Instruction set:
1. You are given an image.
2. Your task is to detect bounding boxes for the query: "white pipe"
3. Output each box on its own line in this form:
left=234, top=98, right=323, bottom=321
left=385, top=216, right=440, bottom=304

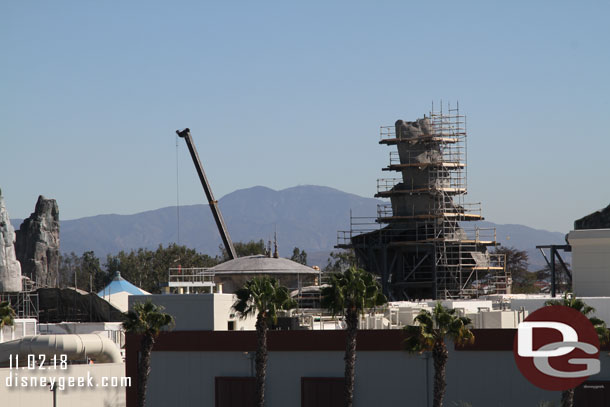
left=0, top=334, right=122, bottom=364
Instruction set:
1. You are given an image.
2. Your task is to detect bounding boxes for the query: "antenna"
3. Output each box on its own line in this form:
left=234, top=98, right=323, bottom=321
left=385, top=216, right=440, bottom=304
left=273, top=227, right=279, bottom=259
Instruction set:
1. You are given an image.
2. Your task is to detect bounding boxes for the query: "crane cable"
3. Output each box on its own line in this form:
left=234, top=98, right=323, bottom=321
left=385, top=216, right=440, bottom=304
left=176, top=134, right=180, bottom=246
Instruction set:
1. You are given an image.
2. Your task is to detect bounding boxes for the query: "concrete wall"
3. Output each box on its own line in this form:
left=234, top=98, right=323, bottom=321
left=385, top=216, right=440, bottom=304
left=568, top=229, right=610, bottom=297
left=0, top=319, right=37, bottom=343
left=0, top=363, right=126, bottom=406
left=129, top=294, right=256, bottom=331
left=467, top=310, right=527, bottom=329
left=144, top=345, right=566, bottom=407
left=127, top=328, right=610, bottom=407
left=511, top=296, right=610, bottom=327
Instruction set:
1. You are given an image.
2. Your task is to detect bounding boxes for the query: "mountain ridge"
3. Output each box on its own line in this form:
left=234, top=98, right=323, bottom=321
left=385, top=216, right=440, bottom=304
left=11, top=185, right=567, bottom=270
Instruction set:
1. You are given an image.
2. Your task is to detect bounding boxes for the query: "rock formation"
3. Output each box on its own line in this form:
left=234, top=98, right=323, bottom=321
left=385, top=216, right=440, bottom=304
left=0, top=189, right=22, bottom=292
left=15, top=195, right=60, bottom=287
left=575, top=204, right=610, bottom=230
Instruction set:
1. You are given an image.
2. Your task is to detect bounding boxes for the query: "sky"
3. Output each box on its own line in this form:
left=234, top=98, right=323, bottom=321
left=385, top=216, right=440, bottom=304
left=1, top=1, right=609, bottom=234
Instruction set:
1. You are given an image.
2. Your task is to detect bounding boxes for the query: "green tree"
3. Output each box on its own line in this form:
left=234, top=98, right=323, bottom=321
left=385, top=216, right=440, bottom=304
left=58, top=252, right=80, bottom=288
left=492, top=247, right=534, bottom=293
left=0, top=301, right=15, bottom=330
left=81, top=251, right=108, bottom=292
left=232, top=277, right=296, bottom=407
left=290, top=247, right=307, bottom=265
left=404, top=303, right=475, bottom=407
left=324, top=249, right=357, bottom=273
left=321, top=267, right=387, bottom=407
left=536, top=261, right=572, bottom=294
left=221, top=239, right=267, bottom=260
left=62, top=251, right=106, bottom=292
left=545, top=294, right=609, bottom=407
left=122, top=301, right=174, bottom=407
left=106, top=244, right=218, bottom=294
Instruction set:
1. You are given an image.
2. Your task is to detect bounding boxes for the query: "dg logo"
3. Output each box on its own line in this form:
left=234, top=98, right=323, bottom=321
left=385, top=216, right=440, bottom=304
left=514, top=305, right=601, bottom=391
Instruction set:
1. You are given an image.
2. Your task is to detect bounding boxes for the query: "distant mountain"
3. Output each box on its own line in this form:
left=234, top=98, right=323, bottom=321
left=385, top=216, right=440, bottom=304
left=10, top=185, right=568, bottom=270
left=467, top=221, right=569, bottom=270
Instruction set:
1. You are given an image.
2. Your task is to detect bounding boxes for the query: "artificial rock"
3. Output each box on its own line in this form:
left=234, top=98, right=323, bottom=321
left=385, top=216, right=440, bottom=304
left=0, top=189, right=22, bottom=292
left=16, top=195, right=60, bottom=287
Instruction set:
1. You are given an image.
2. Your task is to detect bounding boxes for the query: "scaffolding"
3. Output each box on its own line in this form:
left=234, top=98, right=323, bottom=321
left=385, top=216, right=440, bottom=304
left=0, top=277, right=39, bottom=319
left=337, top=104, right=508, bottom=300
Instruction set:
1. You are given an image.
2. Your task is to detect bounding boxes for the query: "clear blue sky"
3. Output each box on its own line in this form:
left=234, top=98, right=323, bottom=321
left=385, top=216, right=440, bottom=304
left=1, top=1, right=608, bottom=233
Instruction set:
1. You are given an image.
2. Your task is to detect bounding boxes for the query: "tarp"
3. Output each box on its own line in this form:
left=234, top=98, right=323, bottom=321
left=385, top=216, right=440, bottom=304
left=37, top=288, right=124, bottom=323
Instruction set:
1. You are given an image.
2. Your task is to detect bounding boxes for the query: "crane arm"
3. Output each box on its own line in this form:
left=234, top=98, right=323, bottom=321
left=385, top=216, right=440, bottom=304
left=176, top=128, right=237, bottom=260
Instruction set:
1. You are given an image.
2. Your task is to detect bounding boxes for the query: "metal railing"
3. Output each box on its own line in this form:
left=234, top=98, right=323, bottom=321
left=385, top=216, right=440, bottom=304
left=379, top=125, right=396, bottom=141
left=168, top=267, right=215, bottom=286
left=388, top=150, right=463, bottom=167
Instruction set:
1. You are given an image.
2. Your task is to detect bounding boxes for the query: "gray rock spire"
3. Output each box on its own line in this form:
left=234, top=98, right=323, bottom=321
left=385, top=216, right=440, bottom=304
left=0, top=189, right=22, bottom=292
left=15, top=195, right=60, bottom=287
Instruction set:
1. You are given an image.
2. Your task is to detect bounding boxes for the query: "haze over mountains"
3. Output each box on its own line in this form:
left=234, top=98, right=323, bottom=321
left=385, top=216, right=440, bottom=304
left=11, top=185, right=568, bottom=270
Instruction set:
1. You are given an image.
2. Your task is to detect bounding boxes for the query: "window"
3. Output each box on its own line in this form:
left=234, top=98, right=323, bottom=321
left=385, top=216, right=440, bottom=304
left=301, top=377, right=344, bottom=407
left=215, top=377, right=256, bottom=407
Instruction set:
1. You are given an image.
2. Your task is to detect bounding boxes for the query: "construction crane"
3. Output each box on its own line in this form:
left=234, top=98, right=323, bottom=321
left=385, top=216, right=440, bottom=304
left=176, top=128, right=237, bottom=260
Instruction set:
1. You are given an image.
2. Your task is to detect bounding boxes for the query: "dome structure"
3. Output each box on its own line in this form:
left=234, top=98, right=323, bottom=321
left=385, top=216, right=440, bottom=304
left=97, top=271, right=150, bottom=312
left=210, top=255, right=320, bottom=293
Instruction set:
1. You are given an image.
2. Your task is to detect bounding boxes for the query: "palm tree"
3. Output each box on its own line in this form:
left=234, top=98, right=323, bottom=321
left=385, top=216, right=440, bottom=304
left=232, top=276, right=296, bottom=407
left=404, top=302, right=474, bottom=407
left=321, top=267, right=387, bottom=407
left=545, top=293, right=609, bottom=407
left=0, top=301, right=15, bottom=333
left=122, top=300, right=174, bottom=407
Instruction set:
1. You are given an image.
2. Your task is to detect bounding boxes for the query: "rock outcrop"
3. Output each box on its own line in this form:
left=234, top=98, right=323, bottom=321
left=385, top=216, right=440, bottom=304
left=575, top=204, right=610, bottom=230
left=0, top=189, right=22, bottom=292
left=15, top=196, right=60, bottom=287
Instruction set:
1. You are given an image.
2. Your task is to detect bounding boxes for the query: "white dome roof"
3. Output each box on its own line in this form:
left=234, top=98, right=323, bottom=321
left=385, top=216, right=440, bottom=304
left=210, top=255, right=319, bottom=275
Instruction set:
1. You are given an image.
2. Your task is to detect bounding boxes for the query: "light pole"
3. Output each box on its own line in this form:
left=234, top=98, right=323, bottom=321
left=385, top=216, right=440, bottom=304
left=50, top=382, right=57, bottom=407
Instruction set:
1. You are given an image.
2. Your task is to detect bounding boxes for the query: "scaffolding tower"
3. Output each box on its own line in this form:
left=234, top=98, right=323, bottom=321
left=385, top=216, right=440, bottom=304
left=337, top=104, right=509, bottom=300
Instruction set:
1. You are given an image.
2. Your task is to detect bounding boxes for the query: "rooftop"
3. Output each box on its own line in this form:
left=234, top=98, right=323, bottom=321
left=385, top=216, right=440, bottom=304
left=210, top=255, right=320, bottom=275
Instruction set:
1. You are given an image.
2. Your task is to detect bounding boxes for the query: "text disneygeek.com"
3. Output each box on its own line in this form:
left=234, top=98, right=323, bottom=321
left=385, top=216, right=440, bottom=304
left=4, top=354, right=130, bottom=391
left=5, top=372, right=131, bottom=390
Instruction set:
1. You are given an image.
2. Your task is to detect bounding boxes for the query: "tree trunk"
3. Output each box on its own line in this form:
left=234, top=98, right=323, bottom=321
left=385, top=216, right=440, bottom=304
left=344, top=309, right=358, bottom=407
left=432, top=340, right=448, bottom=407
left=561, top=389, right=574, bottom=407
left=255, top=314, right=268, bottom=407
left=138, top=333, right=155, bottom=407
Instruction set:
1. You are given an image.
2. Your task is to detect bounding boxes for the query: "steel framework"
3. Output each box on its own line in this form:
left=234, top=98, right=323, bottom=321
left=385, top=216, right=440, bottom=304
left=337, top=104, right=508, bottom=300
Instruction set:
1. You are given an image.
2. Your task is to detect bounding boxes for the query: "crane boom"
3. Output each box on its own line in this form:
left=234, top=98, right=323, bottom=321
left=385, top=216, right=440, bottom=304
left=176, top=128, right=237, bottom=260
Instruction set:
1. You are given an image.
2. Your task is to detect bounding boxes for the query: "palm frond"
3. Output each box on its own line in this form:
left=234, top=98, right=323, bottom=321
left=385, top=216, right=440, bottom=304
left=122, top=300, right=174, bottom=336
left=404, top=303, right=475, bottom=352
left=545, top=293, right=609, bottom=345
left=320, top=267, right=387, bottom=317
left=232, top=276, right=295, bottom=324
left=0, top=301, right=15, bottom=329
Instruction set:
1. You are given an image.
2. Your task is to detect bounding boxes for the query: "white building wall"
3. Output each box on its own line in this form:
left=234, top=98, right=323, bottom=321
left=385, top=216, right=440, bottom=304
left=129, top=293, right=256, bottom=331
left=0, top=319, right=37, bottom=343
left=0, top=363, right=126, bottom=406
left=568, top=229, right=610, bottom=297
left=510, top=297, right=610, bottom=327
left=145, top=345, right=570, bottom=407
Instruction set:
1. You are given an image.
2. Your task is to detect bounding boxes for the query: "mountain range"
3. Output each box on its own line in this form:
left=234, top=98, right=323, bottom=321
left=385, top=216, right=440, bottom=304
left=11, top=185, right=568, bottom=270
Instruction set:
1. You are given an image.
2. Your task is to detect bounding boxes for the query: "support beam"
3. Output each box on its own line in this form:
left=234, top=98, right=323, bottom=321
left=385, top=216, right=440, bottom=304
left=177, top=129, right=237, bottom=260
left=550, top=246, right=556, bottom=298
